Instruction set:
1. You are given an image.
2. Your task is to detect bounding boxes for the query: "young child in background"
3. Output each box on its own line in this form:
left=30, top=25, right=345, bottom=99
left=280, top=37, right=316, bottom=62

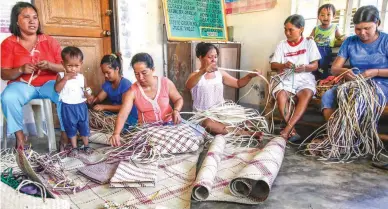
left=310, top=3, right=345, bottom=80
left=55, top=46, right=92, bottom=156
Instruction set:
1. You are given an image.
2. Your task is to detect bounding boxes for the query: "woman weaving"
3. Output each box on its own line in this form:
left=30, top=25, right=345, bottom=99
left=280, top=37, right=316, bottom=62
left=185, top=42, right=261, bottom=137
left=320, top=6, right=388, bottom=169
left=109, top=53, right=183, bottom=147
left=321, top=5, right=388, bottom=120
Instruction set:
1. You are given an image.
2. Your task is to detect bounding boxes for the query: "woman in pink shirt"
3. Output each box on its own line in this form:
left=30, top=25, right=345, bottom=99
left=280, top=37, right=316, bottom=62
left=109, top=53, right=183, bottom=146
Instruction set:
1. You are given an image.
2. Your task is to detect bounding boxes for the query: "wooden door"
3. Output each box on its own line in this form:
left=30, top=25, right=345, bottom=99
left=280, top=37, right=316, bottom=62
left=34, top=0, right=112, bottom=127
left=167, top=42, right=193, bottom=118
left=35, top=0, right=112, bottom=95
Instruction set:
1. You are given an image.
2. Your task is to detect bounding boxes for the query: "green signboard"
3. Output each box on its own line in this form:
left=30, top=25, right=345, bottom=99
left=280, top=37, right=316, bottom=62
left=162, top=0, right=228, bottom=41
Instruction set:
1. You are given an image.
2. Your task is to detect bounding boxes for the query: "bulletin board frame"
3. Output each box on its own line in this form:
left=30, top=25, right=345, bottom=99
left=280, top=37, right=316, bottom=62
left=162, top=0, right=228, bottom=41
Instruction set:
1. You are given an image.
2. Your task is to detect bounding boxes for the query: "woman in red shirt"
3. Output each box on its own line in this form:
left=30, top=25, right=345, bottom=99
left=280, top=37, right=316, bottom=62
left=1, top=2, right=66, bottom=149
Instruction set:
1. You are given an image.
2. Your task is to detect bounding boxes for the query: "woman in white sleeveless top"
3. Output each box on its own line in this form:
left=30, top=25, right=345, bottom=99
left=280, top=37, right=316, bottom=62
left=186, top=42, right=259, bottom=136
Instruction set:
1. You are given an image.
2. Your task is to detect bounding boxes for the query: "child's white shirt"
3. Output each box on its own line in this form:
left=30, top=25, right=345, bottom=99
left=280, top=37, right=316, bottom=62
left=58, top=72, right=86, bottom=104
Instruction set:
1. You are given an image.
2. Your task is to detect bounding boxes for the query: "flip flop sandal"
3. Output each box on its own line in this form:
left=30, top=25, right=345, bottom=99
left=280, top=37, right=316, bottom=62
left=82, top=146, right=93, bottom=155
left=372, top=162, right=388, bottom=170
left=68, top=148, right=79, bottom=158
left=288, top=130, right=301, bottom=143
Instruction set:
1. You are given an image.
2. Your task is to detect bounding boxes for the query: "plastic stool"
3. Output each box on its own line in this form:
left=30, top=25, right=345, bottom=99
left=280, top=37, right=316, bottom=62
left=1, top=99, right=57, bottom=152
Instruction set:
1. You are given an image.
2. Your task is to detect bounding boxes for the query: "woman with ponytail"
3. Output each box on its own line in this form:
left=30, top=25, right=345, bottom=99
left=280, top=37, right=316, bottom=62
left=89, top=52, right=138, bottom=125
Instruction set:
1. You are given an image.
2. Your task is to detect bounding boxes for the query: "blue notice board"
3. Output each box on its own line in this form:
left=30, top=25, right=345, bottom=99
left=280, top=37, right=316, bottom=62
left=162, top=0, right=228, bottom=41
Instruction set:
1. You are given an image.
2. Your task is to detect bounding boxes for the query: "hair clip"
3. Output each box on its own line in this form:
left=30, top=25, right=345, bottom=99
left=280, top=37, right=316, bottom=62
left=110, top=54, right=117, bottom=59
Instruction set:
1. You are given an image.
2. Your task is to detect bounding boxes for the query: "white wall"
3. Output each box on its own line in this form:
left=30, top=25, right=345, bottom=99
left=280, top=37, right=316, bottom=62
left=1, top=0, right=41, bottom=138
left=226, top=1, right=292, bottom=105
left=117, top=0, right=165, bottom=83
left=117, top=0, right=292, bottom=107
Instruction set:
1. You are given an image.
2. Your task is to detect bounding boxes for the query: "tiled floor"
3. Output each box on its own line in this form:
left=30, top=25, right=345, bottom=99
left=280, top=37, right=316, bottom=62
left=2, top=113, right=388, bottom=209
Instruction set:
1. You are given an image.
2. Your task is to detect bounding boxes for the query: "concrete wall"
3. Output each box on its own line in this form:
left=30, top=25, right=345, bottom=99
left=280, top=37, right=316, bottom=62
left=117, top=0, right=165, bottom=82
left=226, top=1, right=292, bottom=105
left=117, top=1, right=292, bottom=107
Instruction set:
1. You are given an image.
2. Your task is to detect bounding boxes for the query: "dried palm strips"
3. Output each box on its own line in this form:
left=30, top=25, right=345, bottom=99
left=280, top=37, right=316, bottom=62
left=303, top=75, right=386, bottom=162
left=184, top=101, right=271, bottom=147
left=88, top=110, right=141, bottom=142
left=18, top=150, right=85, bottom=193
left=89, top=110, right=117, bottom=133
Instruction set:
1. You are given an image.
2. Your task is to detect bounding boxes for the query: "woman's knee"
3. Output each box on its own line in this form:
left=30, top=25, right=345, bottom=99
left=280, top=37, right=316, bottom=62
left=1, top=89, right=23, bottom=106
left=321, top=87, right=337, bottom=110
left=275, top=90, right=289, bottom=103
left=297, top=89, right=314, bottom=99
left=41, top=81, right=60, bottom=103
left=201, top=119, right=213, bottom=129
left=201, top=119, right=226, bottom=134
left=376, top=83, right=388, bottom=104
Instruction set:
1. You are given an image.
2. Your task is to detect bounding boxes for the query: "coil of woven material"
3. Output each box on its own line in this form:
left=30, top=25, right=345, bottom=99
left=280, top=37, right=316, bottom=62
left=192, top=136, right=286, bottom=204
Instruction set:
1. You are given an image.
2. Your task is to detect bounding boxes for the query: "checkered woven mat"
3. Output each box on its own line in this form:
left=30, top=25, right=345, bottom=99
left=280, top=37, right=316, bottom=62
left=36, top=147, right=200, bottom=209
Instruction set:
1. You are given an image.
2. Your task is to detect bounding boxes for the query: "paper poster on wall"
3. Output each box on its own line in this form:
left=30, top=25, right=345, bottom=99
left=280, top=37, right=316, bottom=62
left=162, top=0, right=228, bottom=41
left=0, top=1, right=15, bottom=33
left=225, top=0, right=277, bottom=14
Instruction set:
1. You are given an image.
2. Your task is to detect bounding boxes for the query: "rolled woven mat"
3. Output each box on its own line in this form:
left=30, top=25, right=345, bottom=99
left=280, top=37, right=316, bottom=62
left=192, top=135, right=226, bottom=201
left=229, top=137, right=286, bottom=201
left=192, top=136, right=286, bottom=204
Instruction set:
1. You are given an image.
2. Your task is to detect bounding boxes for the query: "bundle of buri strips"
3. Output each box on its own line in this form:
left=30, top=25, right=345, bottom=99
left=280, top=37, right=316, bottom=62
left=303, top=75, right=386, bottom=162
left=186, top=101, right=271, bottom=147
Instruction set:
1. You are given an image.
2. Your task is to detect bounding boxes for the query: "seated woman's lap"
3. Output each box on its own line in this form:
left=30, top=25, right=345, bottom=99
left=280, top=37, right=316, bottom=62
left=377, top=82, right=388, bottom=105
left=274, top=88, right=315, bottom=103
left=272, top=82, right=316, bottom=99
left=321, top=82, right=388, bottom=111
left=103, top=111, right=137, bottom=129
left=1, top=80, right=64, bottom=134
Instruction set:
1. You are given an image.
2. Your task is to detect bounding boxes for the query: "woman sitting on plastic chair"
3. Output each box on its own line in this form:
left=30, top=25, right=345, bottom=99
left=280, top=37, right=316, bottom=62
left=1, top=2, right=66, bottom=149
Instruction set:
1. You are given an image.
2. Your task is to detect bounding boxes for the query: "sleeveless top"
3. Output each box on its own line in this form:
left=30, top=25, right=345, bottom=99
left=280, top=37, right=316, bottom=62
left=58, top=72, right=86, bottom=104
left=191, top=70, right=224, bottom=111
left=132, top=77, right=172, bottom=124
left=314, top=24, right=337, bottom=47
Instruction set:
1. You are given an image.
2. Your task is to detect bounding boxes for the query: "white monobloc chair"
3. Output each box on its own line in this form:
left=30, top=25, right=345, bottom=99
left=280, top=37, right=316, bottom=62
left=1, top=99, right=57, bottom=152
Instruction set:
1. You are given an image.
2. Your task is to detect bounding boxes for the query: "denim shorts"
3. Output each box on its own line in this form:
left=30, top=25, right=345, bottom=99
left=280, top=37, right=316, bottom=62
left=321, top=81, right=388, bottom=110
